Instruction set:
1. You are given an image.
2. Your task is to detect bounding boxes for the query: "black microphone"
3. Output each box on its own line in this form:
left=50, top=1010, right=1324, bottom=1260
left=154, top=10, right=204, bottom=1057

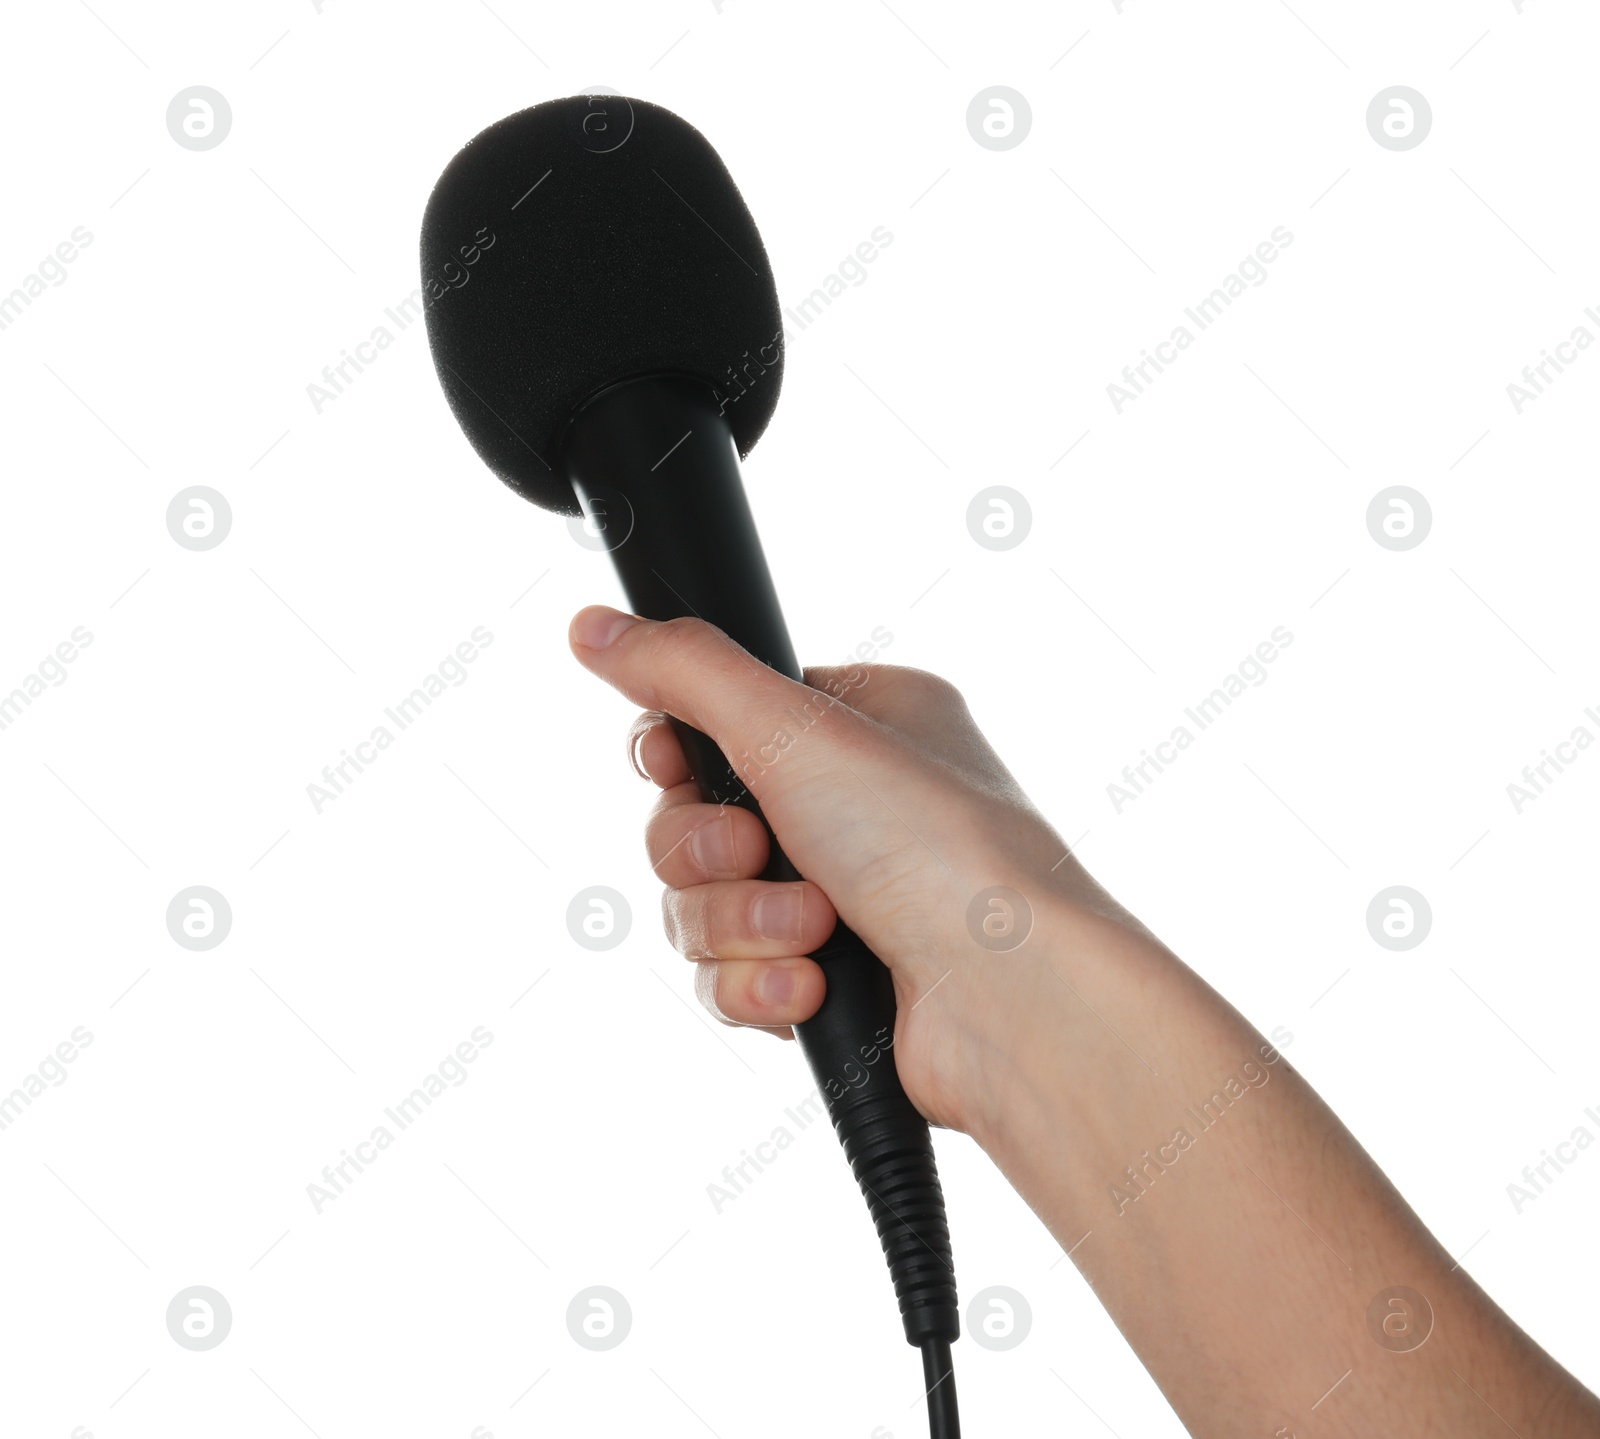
left=420, top=94, right=961, bottom=1435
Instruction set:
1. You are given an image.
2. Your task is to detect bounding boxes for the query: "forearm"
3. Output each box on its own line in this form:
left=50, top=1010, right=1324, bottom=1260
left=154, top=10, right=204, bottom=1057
left=969, top=897, right=1598, bottom=1437
left=567, top=612, right=1595, bottom=1434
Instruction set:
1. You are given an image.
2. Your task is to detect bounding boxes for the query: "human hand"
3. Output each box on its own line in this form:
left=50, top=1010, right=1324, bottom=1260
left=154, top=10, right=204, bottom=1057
left=570, top=606, right=1600, bottom=1439
left=568, top=604, right=1150, bottom=1138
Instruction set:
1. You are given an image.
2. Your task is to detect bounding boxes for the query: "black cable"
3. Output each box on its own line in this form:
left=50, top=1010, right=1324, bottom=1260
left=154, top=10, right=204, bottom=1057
left=921, top=1336, right=961, bottom=1439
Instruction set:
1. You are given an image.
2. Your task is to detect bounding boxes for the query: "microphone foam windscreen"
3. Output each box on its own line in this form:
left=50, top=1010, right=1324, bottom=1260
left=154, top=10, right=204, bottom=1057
left=420, top=94, right=784, bottom=515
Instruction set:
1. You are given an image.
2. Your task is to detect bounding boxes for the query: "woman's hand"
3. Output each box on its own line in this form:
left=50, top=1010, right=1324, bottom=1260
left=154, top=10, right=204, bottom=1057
left=569, top=603, right=1600, bottom=1439
left=568, top=603, right=1144, bottom=1140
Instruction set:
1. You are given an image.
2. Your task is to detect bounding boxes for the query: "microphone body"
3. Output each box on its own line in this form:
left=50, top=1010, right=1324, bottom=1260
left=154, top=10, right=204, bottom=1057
left=561, top=373, right=959, bottom=1347
left=422, top=96, right=964, bottom=1424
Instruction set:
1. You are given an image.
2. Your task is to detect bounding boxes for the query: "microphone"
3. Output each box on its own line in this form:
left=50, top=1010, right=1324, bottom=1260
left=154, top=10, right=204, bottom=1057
left=420, top=94, right=961, bottom=1434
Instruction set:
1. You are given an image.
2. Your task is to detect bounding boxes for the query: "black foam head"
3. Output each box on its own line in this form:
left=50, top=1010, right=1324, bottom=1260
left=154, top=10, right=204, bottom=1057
left=420, top=94, right=784, bottom=516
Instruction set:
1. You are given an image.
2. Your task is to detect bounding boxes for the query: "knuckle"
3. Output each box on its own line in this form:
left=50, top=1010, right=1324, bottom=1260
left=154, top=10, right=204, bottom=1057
left=693, top=961, right=728, bottom=1022
left=628, top=711, right=663, bottom=777
left=660, top=888, right=693, bottom=954
left=627, top=708, right=666, bottom=746
left=886, top=664, right=965, bottom=706
left=801, top=663, right=967, bottom=728
left=661, top=885, right=722, bottom=959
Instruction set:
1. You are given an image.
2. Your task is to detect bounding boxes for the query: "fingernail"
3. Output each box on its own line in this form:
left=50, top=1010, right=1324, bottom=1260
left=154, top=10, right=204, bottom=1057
left=572, top=606, right=640, bottom=650
left=628, top=727, right=652, bottom=781
left=688, top=816, right=738, bottom=875
left=757, top=965, right=798, bottom=1008
left=753, top=887, right=804, bottom=943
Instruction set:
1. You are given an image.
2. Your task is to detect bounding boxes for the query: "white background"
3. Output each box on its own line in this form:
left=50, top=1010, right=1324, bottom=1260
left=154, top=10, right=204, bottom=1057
left=2, top=1, right=1597, bottom=1435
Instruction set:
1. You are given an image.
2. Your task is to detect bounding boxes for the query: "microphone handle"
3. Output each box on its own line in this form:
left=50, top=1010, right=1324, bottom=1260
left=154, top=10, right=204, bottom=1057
left=561, top=373, right=958, bottom=1347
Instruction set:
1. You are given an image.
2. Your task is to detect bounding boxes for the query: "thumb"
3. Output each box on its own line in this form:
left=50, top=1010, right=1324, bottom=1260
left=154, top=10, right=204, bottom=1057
left=567, top=606, right=862, bottom=800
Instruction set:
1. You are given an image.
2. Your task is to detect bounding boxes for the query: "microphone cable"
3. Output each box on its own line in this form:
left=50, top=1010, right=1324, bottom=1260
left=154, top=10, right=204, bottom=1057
left=809, top=978, right=961, bottom=1437
left=922, top=1336, right=961, bottom=1438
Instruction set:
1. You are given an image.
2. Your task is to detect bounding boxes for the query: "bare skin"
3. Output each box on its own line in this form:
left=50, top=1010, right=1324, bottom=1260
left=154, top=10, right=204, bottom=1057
left=570, top=604, right=1599, bottom=1439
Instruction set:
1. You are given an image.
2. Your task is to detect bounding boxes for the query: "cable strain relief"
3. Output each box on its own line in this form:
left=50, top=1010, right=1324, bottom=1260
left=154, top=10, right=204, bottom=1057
left=828, top=1087, right=960, bottom=1345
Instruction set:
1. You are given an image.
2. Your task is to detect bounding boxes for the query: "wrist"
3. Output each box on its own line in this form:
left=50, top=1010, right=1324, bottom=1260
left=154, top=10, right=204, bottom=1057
left=956, top=889, right=1171, bottom=1156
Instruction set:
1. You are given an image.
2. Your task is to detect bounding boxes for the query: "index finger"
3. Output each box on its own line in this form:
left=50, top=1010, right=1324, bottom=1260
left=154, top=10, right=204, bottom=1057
left=627, top=710, right=691, bottom=789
